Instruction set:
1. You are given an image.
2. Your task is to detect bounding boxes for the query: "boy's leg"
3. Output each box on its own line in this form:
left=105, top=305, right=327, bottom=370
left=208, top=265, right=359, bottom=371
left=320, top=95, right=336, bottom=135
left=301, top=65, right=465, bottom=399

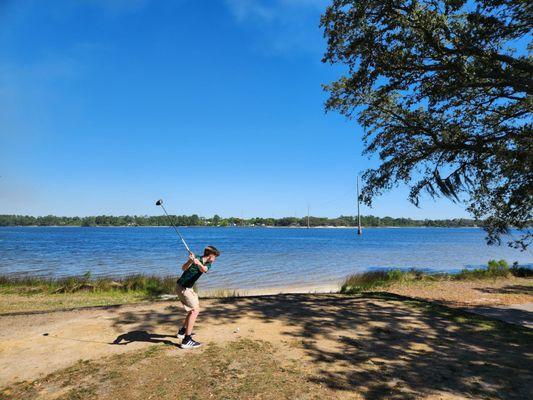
left=183, top=288, right=200, bottom=335
left=185, top=308, right=200, bottom=336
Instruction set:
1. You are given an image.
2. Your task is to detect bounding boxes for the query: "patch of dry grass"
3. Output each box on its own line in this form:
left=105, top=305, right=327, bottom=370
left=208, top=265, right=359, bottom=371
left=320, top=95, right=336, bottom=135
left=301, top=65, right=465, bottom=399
left=200, top=288, right=248, bottom=298
left=0, top=292, right=147, bottom=314
left=0, top=339, right=334, bottom=400
left=341, top=260, right=532, bottom=294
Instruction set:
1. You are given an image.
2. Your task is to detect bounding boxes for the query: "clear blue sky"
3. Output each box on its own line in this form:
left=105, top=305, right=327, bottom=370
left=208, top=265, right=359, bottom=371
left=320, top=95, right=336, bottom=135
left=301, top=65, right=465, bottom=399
left=0, top=0, right=469, bottom=219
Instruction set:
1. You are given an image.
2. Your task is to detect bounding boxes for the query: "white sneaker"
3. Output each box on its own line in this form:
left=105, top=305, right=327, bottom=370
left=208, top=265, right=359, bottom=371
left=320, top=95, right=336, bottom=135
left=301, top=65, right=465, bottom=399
left=177, top=329, right=195, bottom=340
left=181, top=338, right=201, bottom=349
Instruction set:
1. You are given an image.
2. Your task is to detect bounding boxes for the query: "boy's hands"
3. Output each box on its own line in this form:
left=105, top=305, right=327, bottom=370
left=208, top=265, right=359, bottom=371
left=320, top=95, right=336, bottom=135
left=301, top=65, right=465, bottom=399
left=188, top=253, right=203, bottom=267
left=188, top=253, right=208, bottom=273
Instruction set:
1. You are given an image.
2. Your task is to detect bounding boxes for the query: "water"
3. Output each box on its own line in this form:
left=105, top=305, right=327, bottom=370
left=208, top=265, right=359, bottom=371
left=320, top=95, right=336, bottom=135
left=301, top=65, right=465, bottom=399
left=0, top=227, right=531, bottom=290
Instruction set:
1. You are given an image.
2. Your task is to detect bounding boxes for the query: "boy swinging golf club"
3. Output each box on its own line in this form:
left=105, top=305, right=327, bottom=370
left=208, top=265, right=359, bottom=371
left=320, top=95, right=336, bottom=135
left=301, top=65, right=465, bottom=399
left=155, top=199, right=220, bottom=349
left=176, top=246, right=220, bottom=348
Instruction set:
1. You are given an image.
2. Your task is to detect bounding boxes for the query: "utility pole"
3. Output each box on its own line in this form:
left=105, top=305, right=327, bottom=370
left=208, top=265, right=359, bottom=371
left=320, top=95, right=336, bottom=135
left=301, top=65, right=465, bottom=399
left=357, top=175, right=362, bottom=235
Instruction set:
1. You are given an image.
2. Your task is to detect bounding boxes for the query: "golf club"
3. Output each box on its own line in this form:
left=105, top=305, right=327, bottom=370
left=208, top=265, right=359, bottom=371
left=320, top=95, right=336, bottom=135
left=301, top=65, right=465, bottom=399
left=155, top=199, right=192, bottom=255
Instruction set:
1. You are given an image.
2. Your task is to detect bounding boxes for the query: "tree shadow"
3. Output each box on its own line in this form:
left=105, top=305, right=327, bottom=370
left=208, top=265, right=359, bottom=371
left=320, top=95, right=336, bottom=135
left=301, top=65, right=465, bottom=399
left=111, top=330, right=179, bottom=347
left=463, top=305, right=532, bottom=329
left=111, top=293, right=533, bottom=399
left=475, top=285, right=533, bottom=295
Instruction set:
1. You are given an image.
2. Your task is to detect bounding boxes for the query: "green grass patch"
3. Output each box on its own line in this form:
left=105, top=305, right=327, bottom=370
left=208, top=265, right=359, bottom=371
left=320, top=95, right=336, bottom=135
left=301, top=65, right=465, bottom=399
left=0, top=274, right=251, bottom=313
left=0, top=272, right=179, bottom=296
left=0, top=273, right=184, bottom=314
left=340, top=260, right=531, bottom=294
left=455, top=259, right=511, bottom=280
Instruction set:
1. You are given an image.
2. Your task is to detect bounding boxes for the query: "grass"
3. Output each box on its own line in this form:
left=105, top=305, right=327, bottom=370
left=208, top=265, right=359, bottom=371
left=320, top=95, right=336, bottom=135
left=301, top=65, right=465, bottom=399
left=201, top=288, right=248, bottom=298
left=0, top=272, right=179, bottom=296
left=0, top=272, right=251, bottom=314
left=2, top=258, right=531, bottom=313
left=0, top=339, right=332, bottom=400
left=341, top=259, right=532, bottom=294
left=0, top=273, right=181, bottom=314
left=0, top=291, right=148, bottom=314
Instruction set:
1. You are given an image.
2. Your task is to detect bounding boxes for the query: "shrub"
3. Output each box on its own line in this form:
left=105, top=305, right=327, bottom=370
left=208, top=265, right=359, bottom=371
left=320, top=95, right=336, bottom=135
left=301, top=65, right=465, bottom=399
left=340, top=269, right=409, bottom=294
left=456, top=259, right=510, bottom=280
left=487, top=259, right=510, bottom=278
left=510, top=262, right=533, bottom=278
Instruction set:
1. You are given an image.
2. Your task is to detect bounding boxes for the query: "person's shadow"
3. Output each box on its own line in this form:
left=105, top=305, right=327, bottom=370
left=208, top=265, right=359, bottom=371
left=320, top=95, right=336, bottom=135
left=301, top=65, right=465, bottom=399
left=111, top=330, right=179, bottom=347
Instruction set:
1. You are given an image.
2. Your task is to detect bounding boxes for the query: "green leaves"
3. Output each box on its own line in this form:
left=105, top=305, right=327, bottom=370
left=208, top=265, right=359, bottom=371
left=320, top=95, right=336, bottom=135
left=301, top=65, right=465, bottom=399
left=321, top=0, right=532, bottom=249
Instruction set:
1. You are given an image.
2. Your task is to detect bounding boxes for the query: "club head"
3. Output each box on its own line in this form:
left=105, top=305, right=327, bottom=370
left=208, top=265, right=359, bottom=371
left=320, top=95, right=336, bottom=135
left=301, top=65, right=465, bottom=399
left=155, top=199, right=163, bottom=206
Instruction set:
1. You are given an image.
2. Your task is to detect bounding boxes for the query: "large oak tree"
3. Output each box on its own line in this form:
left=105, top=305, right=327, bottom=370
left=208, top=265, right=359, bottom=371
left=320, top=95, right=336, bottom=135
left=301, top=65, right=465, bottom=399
left=321, top=0, right=532, bottom=249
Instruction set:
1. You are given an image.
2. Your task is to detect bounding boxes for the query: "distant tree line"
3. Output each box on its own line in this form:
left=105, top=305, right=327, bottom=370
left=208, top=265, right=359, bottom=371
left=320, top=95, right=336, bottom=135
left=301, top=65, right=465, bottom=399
left=0, top=214, right=480, bottom=228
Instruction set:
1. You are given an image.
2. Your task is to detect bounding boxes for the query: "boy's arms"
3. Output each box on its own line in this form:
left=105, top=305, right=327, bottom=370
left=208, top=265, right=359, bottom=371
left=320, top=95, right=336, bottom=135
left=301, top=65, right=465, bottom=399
left=181, top=258, right=193, bottom=271
left=182, top=254, right=208, bottom=273
left=191, top=255, right=208, bottom=273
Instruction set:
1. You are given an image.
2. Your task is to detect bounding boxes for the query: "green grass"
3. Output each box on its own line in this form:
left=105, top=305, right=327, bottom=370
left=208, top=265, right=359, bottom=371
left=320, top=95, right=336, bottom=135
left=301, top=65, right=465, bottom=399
left=0, top=273, right=251, bottom=314
left=0, top=273, right=179, bottom=296
left=455, top=259, right=512, bottom=280
left=0, top=273, right=182, bottom=314
left=340, top=260, right=532, bottom=294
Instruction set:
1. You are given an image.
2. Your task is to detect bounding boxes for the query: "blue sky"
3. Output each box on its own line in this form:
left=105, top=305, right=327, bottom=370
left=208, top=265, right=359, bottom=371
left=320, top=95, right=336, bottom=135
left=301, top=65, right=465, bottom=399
left=0, top=0, right=470, bottom=219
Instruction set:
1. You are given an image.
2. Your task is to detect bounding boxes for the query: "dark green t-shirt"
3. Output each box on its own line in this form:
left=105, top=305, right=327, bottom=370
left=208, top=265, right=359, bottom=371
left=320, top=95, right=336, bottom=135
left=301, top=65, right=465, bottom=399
left=177, top=255, right=212, bottom=288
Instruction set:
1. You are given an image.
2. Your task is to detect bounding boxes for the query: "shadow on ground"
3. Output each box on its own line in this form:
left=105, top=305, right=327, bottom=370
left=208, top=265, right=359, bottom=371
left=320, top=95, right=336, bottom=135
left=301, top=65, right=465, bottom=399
left=464, top=305, right=533, bottom=329
left=111, top=293, right=533, bottom=399
left=111, top=330, right=179, bottom=347
left=475, top=285, right=533, bottom=295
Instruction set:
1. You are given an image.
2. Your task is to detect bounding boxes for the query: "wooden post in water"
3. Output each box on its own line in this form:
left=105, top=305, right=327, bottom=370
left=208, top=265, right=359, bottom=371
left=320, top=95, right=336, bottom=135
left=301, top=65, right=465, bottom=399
left=357, top=175, right=362, bottom=235
left=307, top=204, right=310, bottom=229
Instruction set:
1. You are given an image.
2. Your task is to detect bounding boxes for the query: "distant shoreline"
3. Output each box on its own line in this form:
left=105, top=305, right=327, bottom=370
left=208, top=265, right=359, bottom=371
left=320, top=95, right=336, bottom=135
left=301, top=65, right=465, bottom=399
left=0, top=225, right=482, bottom=229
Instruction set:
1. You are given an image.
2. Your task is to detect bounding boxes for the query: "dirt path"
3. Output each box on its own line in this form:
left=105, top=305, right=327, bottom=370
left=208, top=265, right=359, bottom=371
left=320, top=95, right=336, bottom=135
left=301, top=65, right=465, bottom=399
left=387, top=277, right=533, bottom=328
left=0, top=297, right=298, bottom=386
left=388, top=277, right=533, bottom=307
left=466, top=302, right=533, bottom=329
left=1, top=293, right=532, bottom=399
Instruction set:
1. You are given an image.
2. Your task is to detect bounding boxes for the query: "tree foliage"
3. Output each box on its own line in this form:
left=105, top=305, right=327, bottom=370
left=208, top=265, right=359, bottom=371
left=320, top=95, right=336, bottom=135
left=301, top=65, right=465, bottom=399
left=0, top=214, right=478, bottom=228
left=321, top=0, right=532, bottom=249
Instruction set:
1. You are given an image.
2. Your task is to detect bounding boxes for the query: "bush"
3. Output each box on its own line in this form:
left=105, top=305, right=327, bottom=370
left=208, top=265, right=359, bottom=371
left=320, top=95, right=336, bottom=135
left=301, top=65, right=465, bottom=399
left=487, top=259, right=510, bottom=277
left=340, top=269, right=414, bottom=294
left=341, top=259, right=526, bottom=294
left=510, top=262, right=533, bottom=278
left=456, top=259, right=510, bottom=280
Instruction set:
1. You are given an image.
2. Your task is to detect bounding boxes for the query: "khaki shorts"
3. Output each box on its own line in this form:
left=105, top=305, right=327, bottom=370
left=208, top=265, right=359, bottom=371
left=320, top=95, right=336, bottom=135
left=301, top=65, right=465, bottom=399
left=177, top=284, right=199, bottom=312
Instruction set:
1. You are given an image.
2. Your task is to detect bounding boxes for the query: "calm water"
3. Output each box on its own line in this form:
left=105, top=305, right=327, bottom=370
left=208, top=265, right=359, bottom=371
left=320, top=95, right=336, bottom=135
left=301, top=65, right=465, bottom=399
left=0, top=227, right=531, bottom=290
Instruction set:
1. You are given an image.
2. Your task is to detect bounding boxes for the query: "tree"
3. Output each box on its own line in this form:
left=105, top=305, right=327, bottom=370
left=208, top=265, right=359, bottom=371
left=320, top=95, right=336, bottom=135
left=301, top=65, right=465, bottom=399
left=321, top=0, right=532, bottom=249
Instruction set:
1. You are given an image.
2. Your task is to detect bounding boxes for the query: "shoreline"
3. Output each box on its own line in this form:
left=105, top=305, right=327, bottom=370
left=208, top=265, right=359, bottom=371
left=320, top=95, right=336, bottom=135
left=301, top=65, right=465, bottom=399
left=1, top=225, right=482, bottom=229
left=198, top=283, right=341, bottom=297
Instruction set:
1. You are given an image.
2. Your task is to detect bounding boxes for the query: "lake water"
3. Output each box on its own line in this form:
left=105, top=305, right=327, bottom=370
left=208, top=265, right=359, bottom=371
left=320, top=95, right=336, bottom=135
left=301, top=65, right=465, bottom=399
left=0, top=227, right=531, bottom=290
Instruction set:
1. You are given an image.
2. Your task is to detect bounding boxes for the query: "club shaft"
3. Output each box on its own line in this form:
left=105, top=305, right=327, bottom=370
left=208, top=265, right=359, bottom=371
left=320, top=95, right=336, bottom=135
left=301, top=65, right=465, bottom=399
left=158, top=204, right=192, bottom=254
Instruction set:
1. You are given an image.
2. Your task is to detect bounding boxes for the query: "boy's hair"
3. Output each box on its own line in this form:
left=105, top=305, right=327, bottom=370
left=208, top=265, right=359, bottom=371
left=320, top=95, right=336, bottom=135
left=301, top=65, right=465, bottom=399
left=203, top=245, right=220, bottom=257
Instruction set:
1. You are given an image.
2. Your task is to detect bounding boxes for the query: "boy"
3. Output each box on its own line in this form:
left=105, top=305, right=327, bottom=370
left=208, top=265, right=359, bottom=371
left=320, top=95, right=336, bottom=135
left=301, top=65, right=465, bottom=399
left=176, top=245, right=220, bottom=348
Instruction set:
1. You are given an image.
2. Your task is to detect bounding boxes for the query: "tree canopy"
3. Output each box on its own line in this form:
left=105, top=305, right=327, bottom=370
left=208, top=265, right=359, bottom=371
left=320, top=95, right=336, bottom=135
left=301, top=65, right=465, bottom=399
left=0, top=214, right=478, bottom=228
left=321, top=0, right=532, bottom=249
